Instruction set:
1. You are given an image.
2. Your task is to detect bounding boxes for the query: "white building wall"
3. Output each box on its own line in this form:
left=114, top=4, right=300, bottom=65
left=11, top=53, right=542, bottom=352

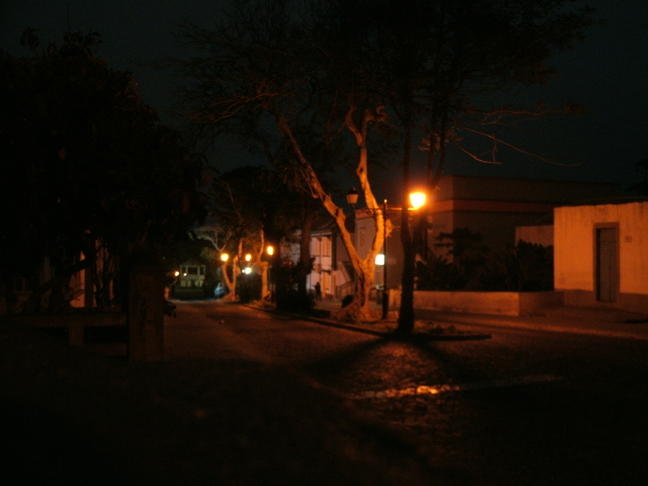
left=554, top=202, right=648, bottom=308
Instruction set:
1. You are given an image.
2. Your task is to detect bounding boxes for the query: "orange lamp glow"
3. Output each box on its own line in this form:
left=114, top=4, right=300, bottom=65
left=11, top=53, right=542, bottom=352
left=266, top=245, right=275, bottom=256
left=220, top=253, right=230, bottom=263
left=244, top=253, right=252, bottom=262
left=408, top=191, right=427, bottom=210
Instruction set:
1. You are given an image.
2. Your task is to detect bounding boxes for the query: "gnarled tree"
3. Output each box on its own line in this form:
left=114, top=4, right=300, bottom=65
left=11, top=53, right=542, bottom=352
left=178, top=0, right=593, bottom=328
left=178, top=1, right=393, bottom=321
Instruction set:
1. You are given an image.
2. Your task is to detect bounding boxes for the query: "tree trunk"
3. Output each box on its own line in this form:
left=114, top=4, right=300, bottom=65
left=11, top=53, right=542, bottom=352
left=398, top=214, right=415, bottom=334
left=220, top=258, right=238, bottom=301
left=259, top=261, right=270, bottom=300
left=254, top=229, right=271, bottom=301
left=331, top=258, right=376, bottom=322
left=128, top=264, right=164, bottom=361
left=275, top=111, right=389, bottom=323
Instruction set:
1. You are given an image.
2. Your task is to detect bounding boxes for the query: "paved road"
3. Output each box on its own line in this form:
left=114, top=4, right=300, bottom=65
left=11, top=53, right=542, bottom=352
left=167, top=302, right=648, bottom=485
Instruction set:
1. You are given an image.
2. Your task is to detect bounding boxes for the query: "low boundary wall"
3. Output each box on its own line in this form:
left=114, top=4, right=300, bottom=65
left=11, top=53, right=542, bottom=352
left=389, top=290, right=563, bottom=316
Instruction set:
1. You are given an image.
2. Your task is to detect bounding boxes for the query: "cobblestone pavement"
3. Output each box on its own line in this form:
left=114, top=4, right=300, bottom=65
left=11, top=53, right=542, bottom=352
left=167, top=302, right=648, bottom=485
left=4, top=301, right=648, bottom=484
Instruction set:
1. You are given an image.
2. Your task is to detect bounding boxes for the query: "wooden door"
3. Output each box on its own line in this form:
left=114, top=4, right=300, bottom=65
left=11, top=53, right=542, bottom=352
left=596, top=227, right=618, bottom=302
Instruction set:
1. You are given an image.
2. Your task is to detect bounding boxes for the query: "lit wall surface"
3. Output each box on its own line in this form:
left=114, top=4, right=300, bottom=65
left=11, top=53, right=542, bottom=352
left=554, top=202, right=648, bottom=297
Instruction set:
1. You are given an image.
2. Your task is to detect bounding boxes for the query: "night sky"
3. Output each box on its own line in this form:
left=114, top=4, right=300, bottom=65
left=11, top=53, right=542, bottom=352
left=2, top=0, right=647, bottom=186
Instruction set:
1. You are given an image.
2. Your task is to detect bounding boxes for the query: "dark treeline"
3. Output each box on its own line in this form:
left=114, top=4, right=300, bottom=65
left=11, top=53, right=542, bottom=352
left=0, top=31, right=206, bottom=313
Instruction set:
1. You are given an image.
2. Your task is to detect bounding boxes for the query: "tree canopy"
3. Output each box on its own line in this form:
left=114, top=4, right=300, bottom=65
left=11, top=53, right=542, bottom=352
left=178, top=0, right=593, bottom=327
left=0, top=31, right=206, bottom=309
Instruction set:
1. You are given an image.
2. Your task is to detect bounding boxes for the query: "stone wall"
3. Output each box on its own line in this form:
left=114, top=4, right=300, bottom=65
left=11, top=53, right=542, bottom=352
left=389, top=289, right=563, bottom=316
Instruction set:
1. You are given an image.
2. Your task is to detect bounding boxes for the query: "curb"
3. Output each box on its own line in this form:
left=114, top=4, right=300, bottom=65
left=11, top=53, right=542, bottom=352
left=424, top=313, right=648, bottom=342
left=245, top=305, right=491, bottom=341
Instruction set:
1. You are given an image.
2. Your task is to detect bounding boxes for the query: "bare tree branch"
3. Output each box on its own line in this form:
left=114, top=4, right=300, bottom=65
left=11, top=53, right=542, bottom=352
left=462, top=126, right=581, bottom=167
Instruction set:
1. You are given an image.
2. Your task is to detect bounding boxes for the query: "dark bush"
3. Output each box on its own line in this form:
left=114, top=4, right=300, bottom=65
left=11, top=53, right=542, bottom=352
left=276, top=288, right=314, bottom=313
left=237, top=273, right=261, bottom=303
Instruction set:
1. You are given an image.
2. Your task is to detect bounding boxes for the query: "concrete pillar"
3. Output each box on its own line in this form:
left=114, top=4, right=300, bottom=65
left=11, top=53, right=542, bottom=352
left=128, top=265, right=164, bottom=361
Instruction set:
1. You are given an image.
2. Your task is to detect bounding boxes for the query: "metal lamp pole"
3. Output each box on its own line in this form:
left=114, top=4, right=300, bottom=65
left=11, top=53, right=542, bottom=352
left=382, top=198, right=388, bottom=320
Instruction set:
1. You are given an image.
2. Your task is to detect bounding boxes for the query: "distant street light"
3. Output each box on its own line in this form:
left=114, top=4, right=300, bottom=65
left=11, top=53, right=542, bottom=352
left=242, top=266, right=253, bottom=275
left=220, top=252, right=229, bottom=263
left=266, top=245, right=275, bottom=256
left=244, top=253, right=252, bottom=262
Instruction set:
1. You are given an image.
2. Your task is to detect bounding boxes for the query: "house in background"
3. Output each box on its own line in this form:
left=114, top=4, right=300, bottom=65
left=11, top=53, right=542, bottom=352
left=426, top=175, right=621, bottom=254
left=308, top=222, right=338, bottom=299
left=176, top=261, right=207, bottom=289
left=554, top=199, right=648, bottom=313
left=307, top=219, right=358, bottom=299
left=334, top=175, right=623, bottom=294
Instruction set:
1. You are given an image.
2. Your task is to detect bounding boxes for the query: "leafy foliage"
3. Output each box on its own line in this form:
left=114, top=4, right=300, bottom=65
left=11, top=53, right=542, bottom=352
left=177, top=0, right=592, bottom=326
left=0, top=31, right=206, bottom=309
left=272, top=260, right=316, bottom=313
left=417, top=230, right=553, bottom=291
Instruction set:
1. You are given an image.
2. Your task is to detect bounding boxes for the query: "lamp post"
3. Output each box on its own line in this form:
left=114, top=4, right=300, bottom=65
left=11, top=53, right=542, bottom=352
left=381, top=198, right=388, bottom=319
left=397, top=189, right=429, bottom=333
left=343, top=189, right=427, bottom=323
left=346, top=188, right=359, bottom=233
left=265, top=244, right=275, bottom=301
left=346, top=187, right=359, bottom=205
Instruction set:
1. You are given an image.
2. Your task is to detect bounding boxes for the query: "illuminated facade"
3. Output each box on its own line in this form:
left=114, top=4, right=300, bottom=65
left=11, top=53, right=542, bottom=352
left=301, top=175, right=624, bottom=301
left=554, top=200, right=648, bottom=313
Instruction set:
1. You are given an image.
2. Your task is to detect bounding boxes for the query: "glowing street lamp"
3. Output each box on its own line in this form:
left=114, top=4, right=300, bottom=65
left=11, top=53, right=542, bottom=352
left=408, top=191, right=427, bottom=210
left=242, top=266, right=253, bottom=275
left=266, top=245, right=275, bottom=256
left=244, top=253, right=252, bottom=262
left=375, top=253, right=385, bottom=266
left=220, top=252, right=230, bottom=263
left=173, top=270, right=180, bottom=278
left=345, top=187, right=360, bottom=205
